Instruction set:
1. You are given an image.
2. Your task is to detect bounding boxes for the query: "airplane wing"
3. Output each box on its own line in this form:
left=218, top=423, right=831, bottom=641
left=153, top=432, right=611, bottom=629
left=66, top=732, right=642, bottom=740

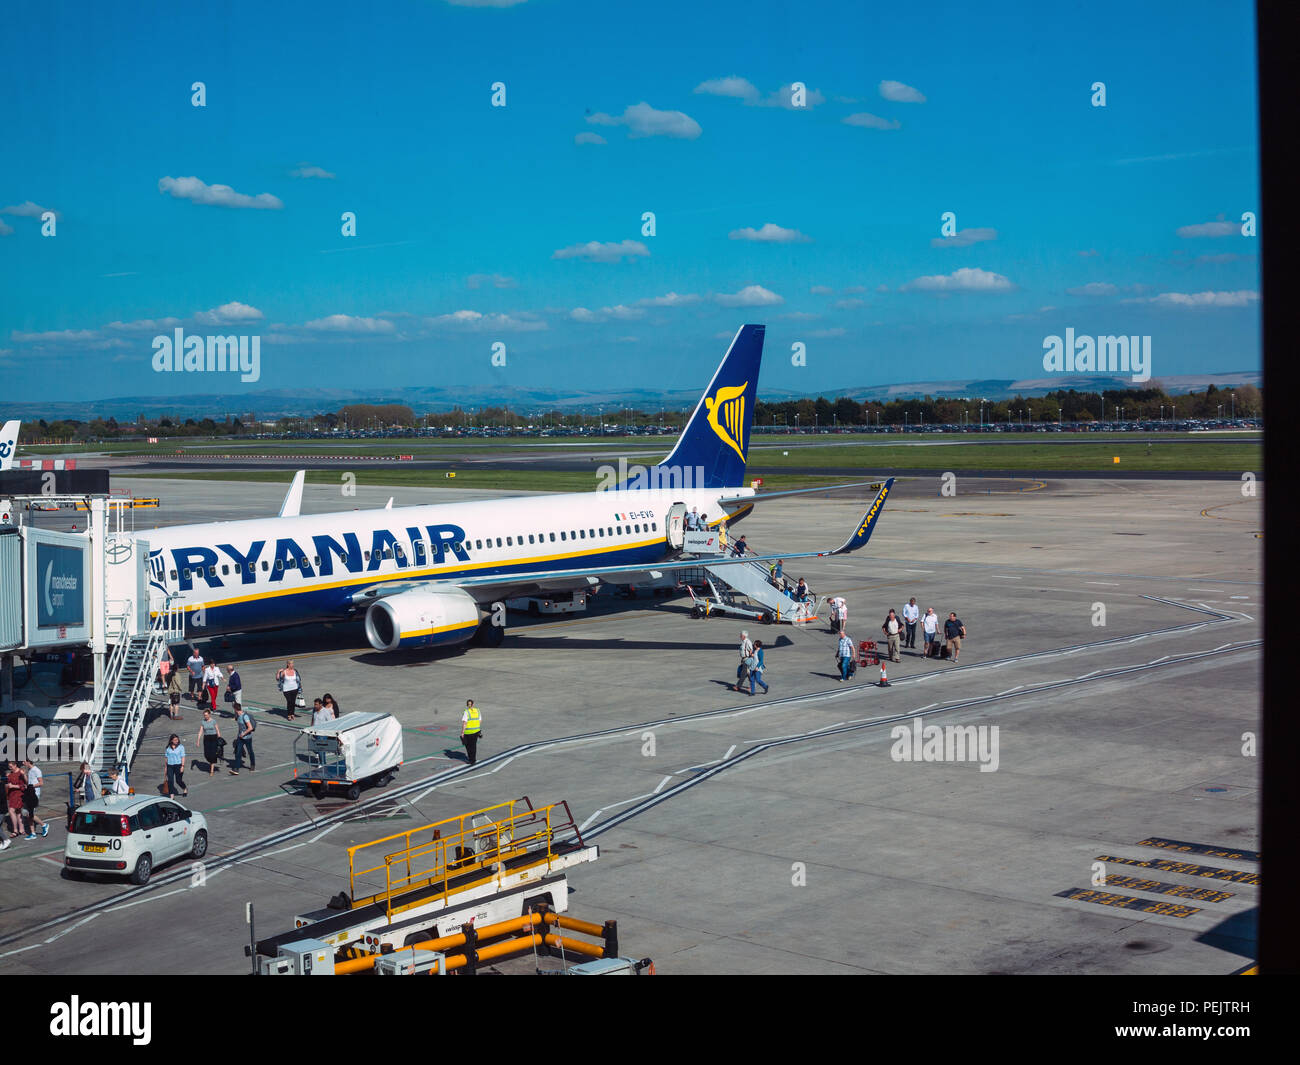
left=717, top=479, right=890, bottom=507
left=349, top=478, right=895, bottom=606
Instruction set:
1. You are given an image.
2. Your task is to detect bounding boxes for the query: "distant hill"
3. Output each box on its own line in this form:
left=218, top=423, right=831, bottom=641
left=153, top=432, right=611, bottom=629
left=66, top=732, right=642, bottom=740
left=0, top=370, right=1262, bottom=421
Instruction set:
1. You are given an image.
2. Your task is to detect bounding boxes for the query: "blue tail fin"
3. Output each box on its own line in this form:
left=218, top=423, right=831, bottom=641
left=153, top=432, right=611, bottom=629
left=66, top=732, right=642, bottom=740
left=628, top=324, right=764, bottom=490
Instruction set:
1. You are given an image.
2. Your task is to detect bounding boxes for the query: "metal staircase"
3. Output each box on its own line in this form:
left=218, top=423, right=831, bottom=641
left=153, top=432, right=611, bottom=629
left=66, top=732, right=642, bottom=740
left=82, top=599, right=185, bottom=772
left=677, top=534, right=818, bottom=623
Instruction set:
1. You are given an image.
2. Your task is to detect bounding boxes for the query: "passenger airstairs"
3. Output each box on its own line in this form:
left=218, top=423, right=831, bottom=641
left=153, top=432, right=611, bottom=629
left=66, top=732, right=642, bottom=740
left=678, top=532, right=817, bottom=624
left=82, top=598, right=185, bottom=772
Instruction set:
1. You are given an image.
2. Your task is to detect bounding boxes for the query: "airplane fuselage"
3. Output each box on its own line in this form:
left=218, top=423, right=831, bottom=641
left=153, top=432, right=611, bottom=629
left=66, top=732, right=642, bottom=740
left=136, top=486, right=754, bottom=635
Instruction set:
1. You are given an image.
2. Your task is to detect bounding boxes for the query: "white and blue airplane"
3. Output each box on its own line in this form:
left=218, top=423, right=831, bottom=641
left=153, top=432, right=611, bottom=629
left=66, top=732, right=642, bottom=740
left=129, top=325, right=895, bottom=652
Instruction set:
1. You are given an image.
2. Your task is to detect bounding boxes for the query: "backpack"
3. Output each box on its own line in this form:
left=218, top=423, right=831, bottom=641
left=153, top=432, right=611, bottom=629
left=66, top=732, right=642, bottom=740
left=242, top=713, right=256, bottom=733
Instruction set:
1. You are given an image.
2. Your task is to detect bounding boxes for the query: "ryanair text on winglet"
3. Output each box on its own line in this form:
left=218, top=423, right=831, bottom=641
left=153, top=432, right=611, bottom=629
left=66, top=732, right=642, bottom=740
left=50, top=997, right=152, bottom=1045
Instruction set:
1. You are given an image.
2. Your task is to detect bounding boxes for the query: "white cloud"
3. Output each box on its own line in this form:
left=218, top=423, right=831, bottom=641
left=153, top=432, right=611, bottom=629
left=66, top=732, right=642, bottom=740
left=842, top=285, right=867, bottom=294
left=466, top=273, right=517, bottom=289
left=782, top=311, right=819, bottom=321
left=635, top=291, right=700, bottom=307
left=843, top=112, right=901, bottom=131
left=903, top=267, right=1014, bottom=292
left=809, top=285, right=834, bottom=295
left=694, top=76, right=760, bottom=101
left=552, top=239, right=650, bottom=263
left=158, top=176, right=283, bottom=210
left=426, top=310, right=546, bottom=332
left=1176, top=218, right=1238, bottom=238
left=0, top=220, right=11, bottom=236
left=879, top=80, right=926, bottom=103
left=834, top=298, right=865, bottom=309
left=729, top=222, right=812, bottom=243
left=574, top=132, right=606, bottom=145
left=1065, top=282, right=1118, bottom=297
left=291, top=164, right=335, bottom=179
left=12, top=328, right=102, bottom=343
left=931, top=227, right=997, bottom=248
left=1078, top=248, right=1099, bottom=257
left=302, top=314, right=396, bottom=334
left=715, top=284, right=783, bottom=307
left=1195, top=252, right=1252, bottom=264
left=569, top=304, right=645, bottom=323
left=1130, top=290, right=1259, bottom=308
left=105, top=316, right=183, bottom=333
left=194, top=301, right=265, bottom=325
left=0, top=200, right=59, bottom=218
left=810, top=327, right=847, bottom=338
left=587, top=102, right=701, bottom=139
left=446, top=0, right=528, bottom=6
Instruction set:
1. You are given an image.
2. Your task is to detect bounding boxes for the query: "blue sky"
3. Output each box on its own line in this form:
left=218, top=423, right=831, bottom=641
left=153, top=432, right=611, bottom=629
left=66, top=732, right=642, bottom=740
left=0, top=0, right=1260, bottom=407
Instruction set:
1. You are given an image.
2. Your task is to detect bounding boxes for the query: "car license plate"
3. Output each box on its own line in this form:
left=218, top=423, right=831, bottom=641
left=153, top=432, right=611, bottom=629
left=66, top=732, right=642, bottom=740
left=80, top=843, right=107, bottom=853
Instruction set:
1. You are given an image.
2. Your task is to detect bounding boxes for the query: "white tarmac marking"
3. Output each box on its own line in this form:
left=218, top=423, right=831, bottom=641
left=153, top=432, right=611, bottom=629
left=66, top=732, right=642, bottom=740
left=105, top=887, right=189, bottom=913
left=653, top=776, right=672, bottom=795
left=901, top=569, right=933, bottom=573
left=990, top=575, right=1022, bottom=580
left=913, top=703, right=938, bottom=713
left=996, top=686, right=1024, bottom=697
left=1229, top=596, right=1249, bottom=600
left=809, top=721, right=847, bottom=734
left=723, top=744, right=737, bottom=760
left=309, top=824, right=342, bottom=844
left=44, top=913, right=99, bottom=944
left=0, top=944, right=41, bottom=959
left=1087, top=582, right=1119, bottom=586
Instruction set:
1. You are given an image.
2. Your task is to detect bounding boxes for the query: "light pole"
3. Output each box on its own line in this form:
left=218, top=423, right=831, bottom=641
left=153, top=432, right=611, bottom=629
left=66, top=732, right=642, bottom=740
left=795, top=414, right=800, bottom=433
left=1231, top=393, right=1235, bottom=420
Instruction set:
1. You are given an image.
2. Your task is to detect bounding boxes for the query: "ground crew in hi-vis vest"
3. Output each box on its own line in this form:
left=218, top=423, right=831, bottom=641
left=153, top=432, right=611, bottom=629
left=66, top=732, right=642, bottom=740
left=461, top=699, right=482, bottom=766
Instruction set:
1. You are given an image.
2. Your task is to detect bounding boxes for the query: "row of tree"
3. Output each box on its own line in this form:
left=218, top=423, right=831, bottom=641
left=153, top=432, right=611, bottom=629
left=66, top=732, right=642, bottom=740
left=18, top=382, right=1262, bottom=442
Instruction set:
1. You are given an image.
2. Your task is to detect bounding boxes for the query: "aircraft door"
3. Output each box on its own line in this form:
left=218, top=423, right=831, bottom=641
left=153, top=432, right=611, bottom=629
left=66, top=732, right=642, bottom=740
left=666, top=503, right=687, bottom=549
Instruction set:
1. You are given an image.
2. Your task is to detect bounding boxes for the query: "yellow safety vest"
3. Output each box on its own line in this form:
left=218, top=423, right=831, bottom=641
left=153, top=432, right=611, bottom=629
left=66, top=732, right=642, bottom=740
left=463, top=707, right=482, bottom=734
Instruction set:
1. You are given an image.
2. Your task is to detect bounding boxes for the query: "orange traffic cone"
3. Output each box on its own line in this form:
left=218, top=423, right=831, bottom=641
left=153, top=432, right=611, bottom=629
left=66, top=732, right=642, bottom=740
left=879, top=662, right=890, bottom=687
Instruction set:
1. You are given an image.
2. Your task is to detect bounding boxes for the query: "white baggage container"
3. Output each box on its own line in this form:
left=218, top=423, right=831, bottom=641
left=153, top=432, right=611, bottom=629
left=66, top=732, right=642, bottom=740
left=294, top=711, right=403, bottom=800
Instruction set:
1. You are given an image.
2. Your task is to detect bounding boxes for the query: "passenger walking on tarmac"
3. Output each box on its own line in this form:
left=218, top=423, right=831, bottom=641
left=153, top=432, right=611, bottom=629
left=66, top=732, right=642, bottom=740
left=194, top=709, right=224, bottom=776
left=882, top=609, right=902, bottom=663
left=837, top=632, right=856, bottom=682
left=311, top=698, right=326, bottom=726
left=226, top=663, right=242, bottom=717
left=735, top=631, right=755, bottom=691
left=903, top=598, right=920, bottom=649
left=202, top=660, right=223, bottom=712
left=922, top=608, right=939, bottom=657
left=944, top=612, right=967, bottom=664
left=6, top=761, right=27, bottom=839
left=749, top=640, right=770, bottom=695
left=168, top=690, right=183, bottom=721
left=276, top=660, right=303, bottom=721
left=828, top=595, right=847, bottom=636
left=109, top=768, right=130, bottom=795
left=229, top=705, right=256, bottom=775
left=461, top=700, right=482, bottom=765
left=22, top=758, right=48, bottom=839
left=164, top=735, right=187, bottom=797
left=186, top=647, right=204, bottom=702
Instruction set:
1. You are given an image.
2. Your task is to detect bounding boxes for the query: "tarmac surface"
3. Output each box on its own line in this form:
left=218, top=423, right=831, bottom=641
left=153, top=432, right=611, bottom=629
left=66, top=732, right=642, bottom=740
left=0, top=472, right=1262, bottom=975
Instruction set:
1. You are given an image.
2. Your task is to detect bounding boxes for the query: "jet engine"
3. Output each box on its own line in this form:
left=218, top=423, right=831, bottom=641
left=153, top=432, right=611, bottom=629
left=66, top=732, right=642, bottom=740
left=363, top=586, right=482, bottom=651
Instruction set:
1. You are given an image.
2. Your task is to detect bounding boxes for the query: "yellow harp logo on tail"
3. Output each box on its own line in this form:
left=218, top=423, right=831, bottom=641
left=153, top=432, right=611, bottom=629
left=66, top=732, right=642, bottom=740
left=704, top=382, right=749, bottom=462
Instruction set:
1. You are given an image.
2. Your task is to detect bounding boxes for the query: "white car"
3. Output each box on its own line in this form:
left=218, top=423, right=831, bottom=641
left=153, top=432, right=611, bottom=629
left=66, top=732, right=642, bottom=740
left=63, top=794, right=209, bottom=885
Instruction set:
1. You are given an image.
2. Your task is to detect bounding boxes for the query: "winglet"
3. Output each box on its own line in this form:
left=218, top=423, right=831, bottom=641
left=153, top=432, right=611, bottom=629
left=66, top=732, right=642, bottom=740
left=0, top=420, right=19, bottom=471
left=829, top=478, right=895, bottom=555
left=278, top=470, right=306, bottom=517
